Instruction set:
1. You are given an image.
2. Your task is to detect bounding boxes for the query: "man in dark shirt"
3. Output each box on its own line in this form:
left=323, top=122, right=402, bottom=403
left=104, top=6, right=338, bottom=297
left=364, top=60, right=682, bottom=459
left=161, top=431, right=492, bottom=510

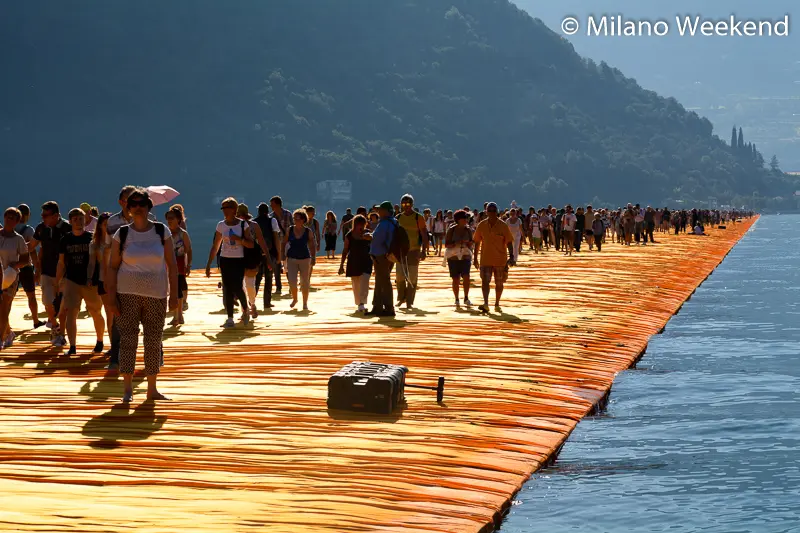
left=56, top=208, right=104, bottom=356
left=339, top=208, right=354, bottom=235
left=29, top=201, right=71, bottom=336
left=644, top=206, right=656, bottom=244
left=574, top=207, right=586, bottom=252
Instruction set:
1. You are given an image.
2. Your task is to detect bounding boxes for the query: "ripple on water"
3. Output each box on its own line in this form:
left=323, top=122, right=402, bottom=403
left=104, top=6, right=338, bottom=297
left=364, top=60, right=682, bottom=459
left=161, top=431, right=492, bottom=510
left=501, top=216, right=800, bottom=533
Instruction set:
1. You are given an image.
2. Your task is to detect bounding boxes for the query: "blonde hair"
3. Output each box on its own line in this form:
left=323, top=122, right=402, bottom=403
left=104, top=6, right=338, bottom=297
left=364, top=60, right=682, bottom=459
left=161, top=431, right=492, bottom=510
left=221, top=197, right=238, bottom=209
left=292, top=208, right=308, bottom=223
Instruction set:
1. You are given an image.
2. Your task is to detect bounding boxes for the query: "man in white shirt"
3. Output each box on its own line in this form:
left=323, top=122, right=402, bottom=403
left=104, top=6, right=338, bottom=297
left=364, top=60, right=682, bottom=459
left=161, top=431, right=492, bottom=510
left=561, top=205, right=577, bottom=256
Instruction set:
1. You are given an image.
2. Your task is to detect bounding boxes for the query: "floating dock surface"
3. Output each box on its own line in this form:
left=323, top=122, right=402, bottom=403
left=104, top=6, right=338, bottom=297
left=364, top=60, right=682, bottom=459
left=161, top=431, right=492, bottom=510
left=0, top=219, right=755, bottom=532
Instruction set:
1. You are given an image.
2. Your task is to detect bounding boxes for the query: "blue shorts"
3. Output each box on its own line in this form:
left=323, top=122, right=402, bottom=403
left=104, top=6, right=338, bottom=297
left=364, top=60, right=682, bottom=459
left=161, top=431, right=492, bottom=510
left=447, top=258, right=471, bottom=278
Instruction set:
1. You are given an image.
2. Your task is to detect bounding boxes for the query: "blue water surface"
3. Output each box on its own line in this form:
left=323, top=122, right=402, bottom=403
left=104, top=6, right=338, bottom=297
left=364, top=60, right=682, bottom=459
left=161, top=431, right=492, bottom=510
left=501, top=215, right=800, bottom=533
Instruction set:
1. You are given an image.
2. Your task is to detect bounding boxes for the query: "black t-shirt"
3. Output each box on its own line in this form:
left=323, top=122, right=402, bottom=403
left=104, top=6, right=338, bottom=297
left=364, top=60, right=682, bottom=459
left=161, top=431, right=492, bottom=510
left=341, top=213, right=354, bottom=229
left=33, top=219, right=73, bottom=277
left=575, top=213, right=585, bottom=232
left=59, top=231, right=93, bottom=285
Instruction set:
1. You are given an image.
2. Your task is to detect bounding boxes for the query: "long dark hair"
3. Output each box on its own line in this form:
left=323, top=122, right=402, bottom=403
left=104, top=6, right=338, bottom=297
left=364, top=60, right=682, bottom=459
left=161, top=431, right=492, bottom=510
left=93, top=212, right=111, bottom=245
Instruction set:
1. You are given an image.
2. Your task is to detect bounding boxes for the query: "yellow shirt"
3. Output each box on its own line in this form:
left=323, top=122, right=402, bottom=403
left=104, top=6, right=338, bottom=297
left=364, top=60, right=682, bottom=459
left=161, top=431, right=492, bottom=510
left=397, top=212, right=421, bottom=252
left=474, top=218, right=513, bottom=267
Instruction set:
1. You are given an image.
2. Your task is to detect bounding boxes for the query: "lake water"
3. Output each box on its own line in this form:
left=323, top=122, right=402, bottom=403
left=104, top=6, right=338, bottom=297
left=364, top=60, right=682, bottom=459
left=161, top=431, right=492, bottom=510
left=501, top=215, right=800, bottom=533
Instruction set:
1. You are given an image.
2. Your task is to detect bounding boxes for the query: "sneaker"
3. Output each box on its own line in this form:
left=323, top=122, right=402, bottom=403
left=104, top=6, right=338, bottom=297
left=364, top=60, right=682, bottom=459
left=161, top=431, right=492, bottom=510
left=67, top=345, right=77, bottom=356
left=33, top=321, right=46, bottom=329
left=478, top=304, right=490, bottom=314
left=93, top=341, right=104, bottom=354
left=454, top=298, right=460, bottom=307
left=357, top=304, right=366, bottom=313
left=51, top=333, right=66, bottom=347
left=45, top=321, right=54, bottom=329
left=3, top=331, right=15, bottom=348
left=222, top=318, right=235, bottom=328
left=406, top=303, right=413, bottom=310
left=494, top=304, right=502, bottom=312
left=242, top=310, right=250, bottom=326
left=464, top=298, right=472, bottom=307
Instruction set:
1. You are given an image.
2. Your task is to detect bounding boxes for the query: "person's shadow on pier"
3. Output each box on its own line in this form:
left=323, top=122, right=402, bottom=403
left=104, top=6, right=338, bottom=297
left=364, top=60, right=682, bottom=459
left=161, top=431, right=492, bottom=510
left=202, top=326, right=264, bottom=344
left=82, top=401, right=167, bottom=449
left=2, top=346, right=104, bottom=375
left=454, top=307, right=526, bottom=324
left=79, top=373, right=146, bottom=403
left=398, top=308, right=439, bottom=317
left=162, top=326, right=186, bottom=341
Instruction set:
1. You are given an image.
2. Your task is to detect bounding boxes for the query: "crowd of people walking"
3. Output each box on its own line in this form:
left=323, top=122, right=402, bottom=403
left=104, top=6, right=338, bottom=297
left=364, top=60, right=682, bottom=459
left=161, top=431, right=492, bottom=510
left=0, top=186, right=753, bottom=401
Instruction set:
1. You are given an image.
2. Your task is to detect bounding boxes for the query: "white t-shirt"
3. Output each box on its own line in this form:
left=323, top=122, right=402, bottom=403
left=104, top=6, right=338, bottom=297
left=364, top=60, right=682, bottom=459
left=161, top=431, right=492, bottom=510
left=562, top=213, right=577, bottom=231
left=0, top=232, right=28, bottom=270
left=508, top=219, right=522, bottom=239
left=530, top=223, right=542, bottom=239
left=85, top=217, right=98, bottom=233
left=216, top=220, right=250, bottom=258
left=114, top=225, right=170, bottom=299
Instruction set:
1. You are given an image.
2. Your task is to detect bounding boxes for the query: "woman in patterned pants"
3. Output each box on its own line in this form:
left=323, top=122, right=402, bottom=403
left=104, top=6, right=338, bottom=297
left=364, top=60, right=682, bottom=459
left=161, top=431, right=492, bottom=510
left=106, top=188, right=179, bottom=403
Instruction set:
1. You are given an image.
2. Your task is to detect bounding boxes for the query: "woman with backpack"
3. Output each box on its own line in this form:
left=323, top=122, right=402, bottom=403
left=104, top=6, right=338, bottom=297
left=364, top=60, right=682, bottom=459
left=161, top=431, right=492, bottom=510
left=237, top=203, right=269, bottom=319
left=89, top=212, right=113, bottom=345
left=106, top=188, right=178, bottom=402
left=205, top=197, right=254, bottom=328
left=282, top=208, right=317, bottom=311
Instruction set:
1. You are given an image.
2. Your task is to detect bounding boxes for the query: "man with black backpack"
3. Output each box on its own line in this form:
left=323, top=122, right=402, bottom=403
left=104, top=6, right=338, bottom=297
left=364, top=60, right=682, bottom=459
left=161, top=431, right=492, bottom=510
left=395, top=194, right=429, bottom=309
left=366, top=201, right=397, bottom=317
left=253, top=202, right=281, bottom=308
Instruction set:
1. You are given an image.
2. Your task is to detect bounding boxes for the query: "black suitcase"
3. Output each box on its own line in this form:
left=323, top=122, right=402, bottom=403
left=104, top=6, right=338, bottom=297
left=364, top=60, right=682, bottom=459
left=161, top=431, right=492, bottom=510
left=327, top=361, right=408, bottom=414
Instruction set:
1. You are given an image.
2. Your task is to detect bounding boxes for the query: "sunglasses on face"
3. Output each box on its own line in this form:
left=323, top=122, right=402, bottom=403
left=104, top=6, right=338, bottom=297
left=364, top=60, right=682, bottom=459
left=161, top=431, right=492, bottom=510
left=221, top=204, right=236, bottom=210
left=128, top=199, right=149, bottom=208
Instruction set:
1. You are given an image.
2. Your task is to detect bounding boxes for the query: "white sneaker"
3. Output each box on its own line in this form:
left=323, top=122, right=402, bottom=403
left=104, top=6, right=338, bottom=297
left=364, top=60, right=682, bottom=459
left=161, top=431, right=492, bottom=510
left=52, top=335, right=67, bottom=347
left=222, top=318, right=235, bottom=328
left=45, top=321, right=54, bottom=329
left=464, top=298, right=472, bottom=306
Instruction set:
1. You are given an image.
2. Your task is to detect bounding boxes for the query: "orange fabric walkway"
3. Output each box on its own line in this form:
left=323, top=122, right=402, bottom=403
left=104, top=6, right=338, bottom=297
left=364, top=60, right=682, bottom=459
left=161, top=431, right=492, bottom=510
left=0, top=219, right=755, bottom=532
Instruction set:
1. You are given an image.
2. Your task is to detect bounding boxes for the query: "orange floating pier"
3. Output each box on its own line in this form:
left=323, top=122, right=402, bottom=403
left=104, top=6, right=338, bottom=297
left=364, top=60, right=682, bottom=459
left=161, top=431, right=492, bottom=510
left=0, top=219, right=755, bottom=532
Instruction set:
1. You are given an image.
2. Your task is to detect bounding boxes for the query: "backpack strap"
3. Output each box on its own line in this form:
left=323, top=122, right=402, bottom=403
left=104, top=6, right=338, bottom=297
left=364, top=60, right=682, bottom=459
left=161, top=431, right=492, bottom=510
left=154, top=222, right=166, bottom=245
left=122, top=223, right=165, bottom=253
left=119, top=225, right=129, bottom=251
